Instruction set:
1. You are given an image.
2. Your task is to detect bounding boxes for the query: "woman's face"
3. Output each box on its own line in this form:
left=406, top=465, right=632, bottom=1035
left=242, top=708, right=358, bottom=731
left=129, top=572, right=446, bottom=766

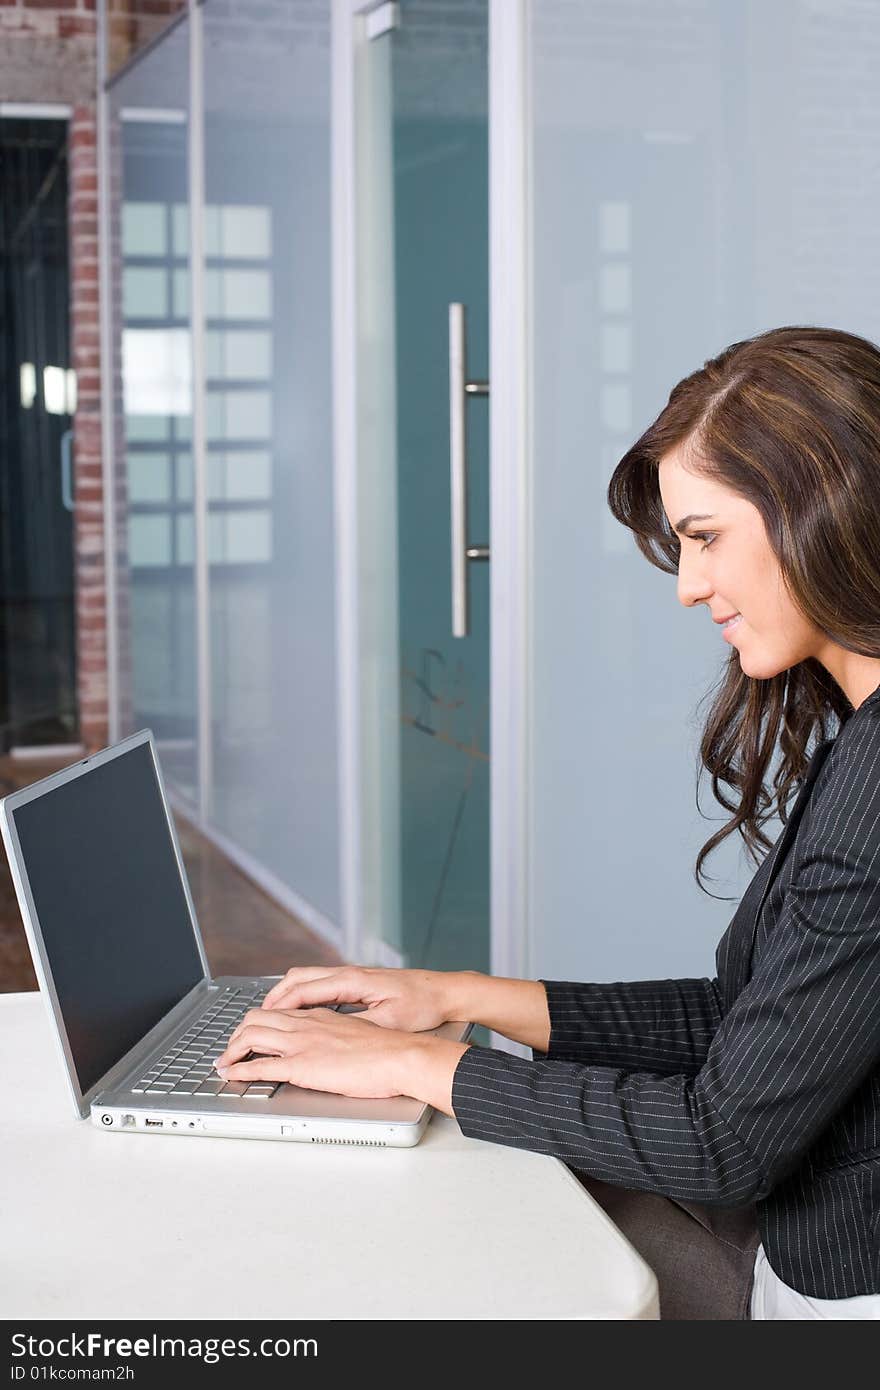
left=657, top=443, right=821, bottom=682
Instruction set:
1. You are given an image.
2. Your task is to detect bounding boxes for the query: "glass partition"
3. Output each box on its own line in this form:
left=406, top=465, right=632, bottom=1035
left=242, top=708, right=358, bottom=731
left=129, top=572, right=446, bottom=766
left=527, top=0, right=880, bottom=982
left=108, top=17, right=198, bottom=802
left=200, top=0, right=340, bottom=923
left=108, top=1, right=340, bottom=935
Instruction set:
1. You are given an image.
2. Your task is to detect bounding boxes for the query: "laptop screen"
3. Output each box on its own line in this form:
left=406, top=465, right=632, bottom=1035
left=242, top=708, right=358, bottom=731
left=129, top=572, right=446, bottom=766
left=10, top=740, right=204, bottom=1097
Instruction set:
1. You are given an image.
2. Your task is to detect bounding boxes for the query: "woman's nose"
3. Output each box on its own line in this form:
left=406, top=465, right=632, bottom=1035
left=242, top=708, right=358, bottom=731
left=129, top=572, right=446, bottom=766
left=677, top=562, right=713, bottom=609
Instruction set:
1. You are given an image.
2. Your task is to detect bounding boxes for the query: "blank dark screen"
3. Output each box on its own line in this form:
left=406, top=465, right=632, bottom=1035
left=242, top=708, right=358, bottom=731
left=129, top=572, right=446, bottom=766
left=12, top=742, right=204, bottom=1095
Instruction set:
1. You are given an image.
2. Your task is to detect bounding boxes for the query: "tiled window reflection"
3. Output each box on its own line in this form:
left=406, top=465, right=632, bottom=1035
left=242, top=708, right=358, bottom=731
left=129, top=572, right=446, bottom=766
left=204, top=200, right=275, bottom=566
left=122, top=194, right=275, bottom=571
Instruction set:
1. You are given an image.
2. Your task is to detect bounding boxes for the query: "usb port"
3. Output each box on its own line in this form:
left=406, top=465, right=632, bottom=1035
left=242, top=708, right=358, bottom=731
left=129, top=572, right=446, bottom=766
left=144, top=1118, right=164, bottom=1128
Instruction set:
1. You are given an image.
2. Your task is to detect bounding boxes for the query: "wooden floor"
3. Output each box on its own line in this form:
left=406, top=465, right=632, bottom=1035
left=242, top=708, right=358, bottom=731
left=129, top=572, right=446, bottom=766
left=0, top=751, right=343, bottom=994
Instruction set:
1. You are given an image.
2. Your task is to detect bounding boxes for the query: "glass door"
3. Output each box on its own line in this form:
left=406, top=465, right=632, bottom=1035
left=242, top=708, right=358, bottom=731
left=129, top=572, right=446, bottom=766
left=0, top=116, right=79, bottom=753
left=359, top=0, right=490, bottom=973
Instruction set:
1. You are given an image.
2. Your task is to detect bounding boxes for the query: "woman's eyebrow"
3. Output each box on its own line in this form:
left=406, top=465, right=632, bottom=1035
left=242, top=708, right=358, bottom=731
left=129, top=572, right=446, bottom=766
left=673, top=512, right=716, bottom=535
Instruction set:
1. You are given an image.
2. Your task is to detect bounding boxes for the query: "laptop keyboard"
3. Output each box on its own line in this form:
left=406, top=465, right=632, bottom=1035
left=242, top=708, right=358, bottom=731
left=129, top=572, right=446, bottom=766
left=130, top=982, right=281, bottom=1101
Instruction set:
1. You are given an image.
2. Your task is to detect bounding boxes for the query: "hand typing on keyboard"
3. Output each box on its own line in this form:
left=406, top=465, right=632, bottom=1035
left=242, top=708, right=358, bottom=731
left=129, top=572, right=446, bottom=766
left=211, top=998, right=469, bottom=1110
left=131, top=985, right=290, bottom=1101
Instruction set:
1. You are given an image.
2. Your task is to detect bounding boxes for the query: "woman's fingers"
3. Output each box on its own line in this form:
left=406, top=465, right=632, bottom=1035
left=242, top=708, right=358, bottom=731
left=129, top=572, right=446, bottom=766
left=216, top=1017, right=321, bottom=1067
left=262, top=971, right=364, bottom=1013
left=262, top=966, right=340, bottom=1009
left=219, top=1054, right=297, bottom=1082
left=227, top=1005, right=330, bottom=1050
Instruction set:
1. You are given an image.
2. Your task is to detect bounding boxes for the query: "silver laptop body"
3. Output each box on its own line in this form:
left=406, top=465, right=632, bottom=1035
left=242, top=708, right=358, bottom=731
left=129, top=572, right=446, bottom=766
left=0, top=728, right=471, bottom=1147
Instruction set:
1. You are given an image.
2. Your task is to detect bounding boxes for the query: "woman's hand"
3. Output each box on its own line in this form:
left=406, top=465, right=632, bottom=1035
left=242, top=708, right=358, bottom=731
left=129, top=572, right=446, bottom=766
left=213, top=1005, right=469, bottom=1111
left=261, top=965, right=553, bottom=1053
left=260, top=965, right=463, bottom=1034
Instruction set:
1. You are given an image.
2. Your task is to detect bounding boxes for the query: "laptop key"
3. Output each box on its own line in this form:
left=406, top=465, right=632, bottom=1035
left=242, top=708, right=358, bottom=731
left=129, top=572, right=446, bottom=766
left=243, top=1084, right=278, bottom=1098
left=218, top=1082, right=249, bottom=1096
left=171, top=1081, right=201, bottom=1095
left=146, top=1083, right=174, bottom=1093
left=194, top=1080, right=224, bottom=1094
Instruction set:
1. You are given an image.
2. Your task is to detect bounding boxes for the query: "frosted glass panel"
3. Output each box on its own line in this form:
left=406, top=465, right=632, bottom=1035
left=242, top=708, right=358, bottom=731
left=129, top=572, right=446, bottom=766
left=123, top=267, right=168, bottom=317
left=110, top=20, right=198, bottom=802
left=202, top=0, right=339, bottom=925
left=126, top=414, right=170, bottom=442
left=122, top=202, right=166, bottom=256
left=128, top=514, right=171, bottom=566
left=209, top=452, right=272, bottom=501
left=204, top=268, right=271, bottom=319
left=172, top=268, right=189, bottom=318
left=225, top=391, right=271, bottom=439
left=205, top=330, right=272, bottom=380
left=220, top=205, right=271, bottom=258
left=127, top=452, right=171, bottom=503
left=208, top=510, right=272, bottom=565
left=528, top=0, right=880, bottom=983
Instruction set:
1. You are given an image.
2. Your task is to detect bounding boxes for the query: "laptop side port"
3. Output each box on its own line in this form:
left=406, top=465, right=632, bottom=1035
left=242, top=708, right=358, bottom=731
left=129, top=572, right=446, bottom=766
left=121, top=1114, right=136, bottom=1128
left=144, top=1118, right=164, bottom=1128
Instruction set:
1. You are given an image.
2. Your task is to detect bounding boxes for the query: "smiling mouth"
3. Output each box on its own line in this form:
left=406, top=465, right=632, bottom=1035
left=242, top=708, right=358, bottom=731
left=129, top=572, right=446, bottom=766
left=722, top=614, right=743, bottom=632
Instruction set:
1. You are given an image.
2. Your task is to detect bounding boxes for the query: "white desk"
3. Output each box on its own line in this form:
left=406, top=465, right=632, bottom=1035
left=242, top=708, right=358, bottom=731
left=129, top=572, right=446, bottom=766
left=1, top=992, right=658, bottom=1320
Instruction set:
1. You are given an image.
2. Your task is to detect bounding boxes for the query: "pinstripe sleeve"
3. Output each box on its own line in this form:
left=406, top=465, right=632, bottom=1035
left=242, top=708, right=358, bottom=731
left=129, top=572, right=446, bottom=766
left=537, top=977, right=723, bottom=1073
left=452, top=720, right=880, bottom=1205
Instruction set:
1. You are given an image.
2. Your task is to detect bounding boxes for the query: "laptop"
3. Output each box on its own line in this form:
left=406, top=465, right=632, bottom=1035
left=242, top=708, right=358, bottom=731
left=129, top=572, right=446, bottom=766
left=0, top=728, right=472, bottom=1147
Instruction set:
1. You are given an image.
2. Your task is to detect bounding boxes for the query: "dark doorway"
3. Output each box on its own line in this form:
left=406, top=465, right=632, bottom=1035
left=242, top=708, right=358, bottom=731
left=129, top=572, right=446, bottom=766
left=0, top=116, right=79, bottom=752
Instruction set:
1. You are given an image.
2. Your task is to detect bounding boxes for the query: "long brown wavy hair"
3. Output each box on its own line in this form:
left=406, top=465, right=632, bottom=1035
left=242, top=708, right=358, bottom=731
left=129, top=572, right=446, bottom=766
left=607, top=325, right=880, bottom=897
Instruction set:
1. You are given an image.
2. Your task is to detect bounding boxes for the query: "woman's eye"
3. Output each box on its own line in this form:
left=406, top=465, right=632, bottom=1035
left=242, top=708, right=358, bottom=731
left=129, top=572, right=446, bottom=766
left=693, top=533, right=716, bottom=552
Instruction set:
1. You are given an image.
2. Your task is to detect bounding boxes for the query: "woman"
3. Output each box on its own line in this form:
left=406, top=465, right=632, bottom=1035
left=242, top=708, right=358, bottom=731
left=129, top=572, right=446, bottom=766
left=215, top=325, right=880, bottom=1319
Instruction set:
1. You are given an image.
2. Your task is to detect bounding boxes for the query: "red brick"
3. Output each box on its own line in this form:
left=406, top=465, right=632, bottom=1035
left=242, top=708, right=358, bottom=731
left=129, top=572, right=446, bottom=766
left=59, top=14, right=95, bottom=36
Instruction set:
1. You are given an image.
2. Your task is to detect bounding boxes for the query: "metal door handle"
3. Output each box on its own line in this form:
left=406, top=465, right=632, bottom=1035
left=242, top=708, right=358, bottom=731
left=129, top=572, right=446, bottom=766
left=60, top=429, right=74, bottom=511
left=449, top=302, right=489, bottom=638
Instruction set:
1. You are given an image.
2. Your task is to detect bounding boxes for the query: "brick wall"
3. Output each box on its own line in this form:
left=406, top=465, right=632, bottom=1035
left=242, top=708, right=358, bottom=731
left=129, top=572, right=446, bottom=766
left=68, top=103, right=107, bottom=752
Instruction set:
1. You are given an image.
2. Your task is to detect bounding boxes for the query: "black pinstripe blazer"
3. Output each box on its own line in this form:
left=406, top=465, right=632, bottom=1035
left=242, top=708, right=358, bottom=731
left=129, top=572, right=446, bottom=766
left=452, top=686, right=880, bottom=1299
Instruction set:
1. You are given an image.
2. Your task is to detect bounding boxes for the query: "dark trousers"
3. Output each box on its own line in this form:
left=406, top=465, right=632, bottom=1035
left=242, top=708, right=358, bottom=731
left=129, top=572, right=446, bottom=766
left=573, top=1171, right=761, bottom=1320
